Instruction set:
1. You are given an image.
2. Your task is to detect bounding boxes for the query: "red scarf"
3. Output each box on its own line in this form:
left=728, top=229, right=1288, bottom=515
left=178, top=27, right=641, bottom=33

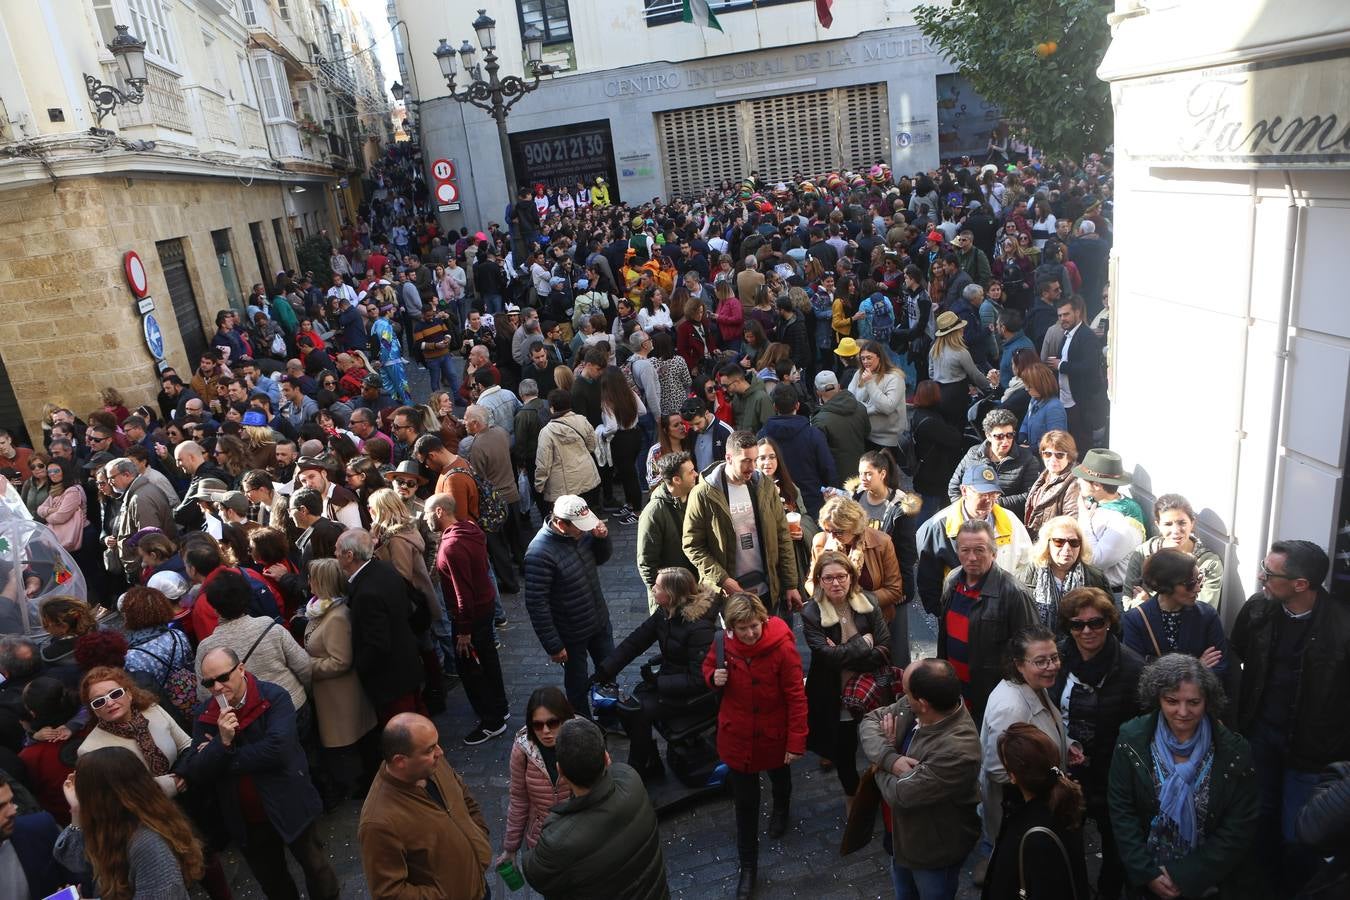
left=198, top=672, right=271, bottom=733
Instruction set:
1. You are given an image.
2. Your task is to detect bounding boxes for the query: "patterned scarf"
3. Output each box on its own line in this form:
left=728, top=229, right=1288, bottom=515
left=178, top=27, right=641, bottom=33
left=99, top=710, right=171, bottom=776
left=1032, top=563, right=1085, bottom=629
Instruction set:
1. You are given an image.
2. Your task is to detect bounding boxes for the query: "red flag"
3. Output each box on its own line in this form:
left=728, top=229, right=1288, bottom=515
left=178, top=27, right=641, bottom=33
left=816, top=0, right=833, bottom=28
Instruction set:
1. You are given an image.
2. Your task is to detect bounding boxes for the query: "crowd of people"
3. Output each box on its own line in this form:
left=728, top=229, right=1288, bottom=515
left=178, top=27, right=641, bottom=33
left=0, top=146, right=1346, bottom=900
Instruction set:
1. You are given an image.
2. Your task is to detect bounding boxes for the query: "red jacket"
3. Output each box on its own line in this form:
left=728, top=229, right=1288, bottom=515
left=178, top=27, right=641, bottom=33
left=676, top=317, right=718, bottom=373
left=435, top=520, right=497, bottom=629
left=703, top=615, right=807, bottom=773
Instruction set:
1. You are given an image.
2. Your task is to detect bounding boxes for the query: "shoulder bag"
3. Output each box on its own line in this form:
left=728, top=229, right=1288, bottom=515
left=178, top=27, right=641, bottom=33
left=1132, top=606, right=1163, bottom=658
left=1017, top=825, right=1079, bottom=900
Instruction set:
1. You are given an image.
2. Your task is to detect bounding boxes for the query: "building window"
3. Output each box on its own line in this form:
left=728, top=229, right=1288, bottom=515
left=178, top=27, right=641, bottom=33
left=276, top=0, right=290, bottom=24
left=125, top=0, right=177, bottom=65
left=251, top=52, right=293, bottom=123
left=236, top=54, right=258, bottom=106
left=518, top=0, right=571, bottom=45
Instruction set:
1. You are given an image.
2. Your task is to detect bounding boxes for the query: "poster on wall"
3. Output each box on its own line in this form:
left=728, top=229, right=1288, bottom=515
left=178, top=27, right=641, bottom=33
left=509, top=120, right=620, bottom=203
left=935, top=74, right=1005, bottom=163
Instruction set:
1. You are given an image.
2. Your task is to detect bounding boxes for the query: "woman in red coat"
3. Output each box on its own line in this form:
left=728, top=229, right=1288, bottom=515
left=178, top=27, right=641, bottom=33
left=704, top=593, right=807, bottom=899
left=676, top=297, right=719, bottom=375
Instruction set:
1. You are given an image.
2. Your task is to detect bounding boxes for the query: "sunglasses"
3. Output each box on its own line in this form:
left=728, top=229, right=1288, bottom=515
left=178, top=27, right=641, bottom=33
left=1068, top=617, right=1108, bottom=632
left=989, top=432, right=1016, bottom=442
left=1049, top=537, right=1081, bottom=549
left=200, top=663, right=239, bottom=689
left=89, top=687, right=126, bottom=710
left=530, top=717, right=562, bottom=732
left=393, top=478, right=419, bottom=489
left=1041, top=450, right=1069, bottom=460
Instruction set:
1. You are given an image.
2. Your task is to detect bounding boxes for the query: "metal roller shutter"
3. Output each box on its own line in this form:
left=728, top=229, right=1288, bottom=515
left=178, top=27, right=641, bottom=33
left=0, top=351, right=31, bottom=445
left=155, top=238, right=208, bottom=366
left=658, top=100, right=745, bottom=200
left=657, top=82, right=890, bottom=197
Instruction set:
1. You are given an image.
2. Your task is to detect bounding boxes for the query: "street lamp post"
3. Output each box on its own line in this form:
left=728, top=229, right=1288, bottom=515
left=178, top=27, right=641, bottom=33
left=435, top=9, right=555, bottom=206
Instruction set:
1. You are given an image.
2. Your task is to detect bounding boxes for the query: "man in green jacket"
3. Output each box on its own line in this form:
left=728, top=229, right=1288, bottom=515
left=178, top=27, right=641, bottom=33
left=810, top=370, right=871, bottom=484
left=522, top=719, right=669, bottom=899
left=682, top=430, right=801, bottom=619
left=270, top=286, right=299, bottom=342
left=716, top=362, right=774, bottom=435
left=636, top=451, right=698, bottom=612
left=860, top=659, right=981, bottom=895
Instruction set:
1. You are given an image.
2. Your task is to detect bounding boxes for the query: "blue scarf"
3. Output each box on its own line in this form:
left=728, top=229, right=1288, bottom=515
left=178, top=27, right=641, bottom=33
left=1152, top=713, right=1212, bottom=847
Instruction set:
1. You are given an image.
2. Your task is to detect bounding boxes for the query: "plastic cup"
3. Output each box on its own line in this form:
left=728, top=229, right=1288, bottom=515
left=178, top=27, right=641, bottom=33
left=785, top=512, right=802, bottom=539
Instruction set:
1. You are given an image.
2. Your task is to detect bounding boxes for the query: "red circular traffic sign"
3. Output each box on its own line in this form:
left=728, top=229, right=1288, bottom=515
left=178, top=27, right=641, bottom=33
left=432, top=159, right=455, bottom=181
left=436, top=182, right=460, bottom=203
left=124, top=251, right=149, bottom=298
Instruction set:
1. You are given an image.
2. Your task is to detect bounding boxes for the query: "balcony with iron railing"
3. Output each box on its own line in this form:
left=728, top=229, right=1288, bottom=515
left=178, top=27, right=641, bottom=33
left=642, top=0, right=806, bottom=25
left=104, top=61, right=192, bottom=135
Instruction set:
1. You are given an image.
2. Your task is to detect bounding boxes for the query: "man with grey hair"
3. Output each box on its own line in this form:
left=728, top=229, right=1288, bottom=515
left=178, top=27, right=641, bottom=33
left=946, top=407, right=1041, bottom=514
left=935, top=517, right=1034, bottom=727
left=513, top=378, right=549, bottom=514
left=462, top=404, right=525, bottom=594
left=521, top=718, right=668, bottom=898
left=0, top=636, right=43, bottom=734
left=511, top=307, right=543, bottom=368
left=736, top=254, right=764, bottom=306
left=106, top=457, right=176, bottom=580
left=336, top=529, right=425, bottom=724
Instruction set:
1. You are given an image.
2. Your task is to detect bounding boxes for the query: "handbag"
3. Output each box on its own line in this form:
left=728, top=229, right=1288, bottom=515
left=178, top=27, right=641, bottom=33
left=842, top=662, right=902, bottom=719
left=1017, top=825, right=1080, bottom=900
left=839, top=761, right=882, bottom=855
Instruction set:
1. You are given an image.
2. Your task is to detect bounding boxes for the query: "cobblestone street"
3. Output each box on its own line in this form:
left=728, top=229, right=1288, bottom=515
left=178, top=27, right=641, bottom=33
left=215, top=498, right=1026, bottom=900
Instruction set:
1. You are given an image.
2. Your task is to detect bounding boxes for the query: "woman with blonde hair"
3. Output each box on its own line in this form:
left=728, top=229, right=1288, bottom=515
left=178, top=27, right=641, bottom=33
left=802, top=551, right=889, bottom=798
left=303, top=557, right=376, bottom=799
left=99, top=386, right=131, bottom=425
left=57, top=746, right=204, bottom=900
left=594, top=567, right=720, bottom=779
left=1022, top=430, right=1081, bottom=540
left=930, top=310, right=992, bottom=428
left=1016, top=514, right=1112, bottom=633
left=552, top=363, right=574, bottom=393
left=809, top=497, right=905, bottom=660
left=703, top=593, right=807, bottom=895
left=368, top=488, right=436, bottom=616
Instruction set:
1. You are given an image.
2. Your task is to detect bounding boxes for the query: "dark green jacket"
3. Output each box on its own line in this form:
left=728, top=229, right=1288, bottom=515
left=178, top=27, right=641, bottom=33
left=636, top=481, right=693, bottom=593
left=810, top=390, right=871, bottom=485
left=521, top=764, right=669, bottom=900
left=1107, top=712, right=1261, bottom=899
left=729, top=374, right=774, bottom=434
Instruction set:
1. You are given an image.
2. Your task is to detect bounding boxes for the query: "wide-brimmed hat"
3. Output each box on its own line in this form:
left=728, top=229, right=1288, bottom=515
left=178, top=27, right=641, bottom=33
left=834, top=337, right=861, bottom=358
left=183, top=477, right=229, bottom=502
left=383, top=460, right=427, bottom=487
left=296, top=455, right=336, bottom=476
left=934, top=311, right=965, bottom=338
left=1071, top=449, right=1131, bottom=486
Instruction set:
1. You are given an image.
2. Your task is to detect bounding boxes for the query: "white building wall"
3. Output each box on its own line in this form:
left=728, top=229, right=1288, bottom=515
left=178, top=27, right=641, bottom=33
left=1101, top=0, right=1350, bottom=608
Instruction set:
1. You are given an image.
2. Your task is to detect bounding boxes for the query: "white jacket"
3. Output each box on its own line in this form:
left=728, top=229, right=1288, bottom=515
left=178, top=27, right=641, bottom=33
left=978, top=678, right=1069, bottom=842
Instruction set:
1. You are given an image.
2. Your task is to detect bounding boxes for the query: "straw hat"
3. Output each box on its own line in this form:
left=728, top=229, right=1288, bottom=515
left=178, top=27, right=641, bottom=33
left=934, top=311, right=965, bottom=338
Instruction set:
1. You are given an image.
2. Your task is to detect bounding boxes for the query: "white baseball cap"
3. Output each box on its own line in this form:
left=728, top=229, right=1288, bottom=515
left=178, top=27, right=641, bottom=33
left=553, top=494, right=600, bottom=531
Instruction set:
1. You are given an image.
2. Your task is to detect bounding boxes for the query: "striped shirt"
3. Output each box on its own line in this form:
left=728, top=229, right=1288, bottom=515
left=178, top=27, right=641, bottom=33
left=945, top=578, right=983, bottom=708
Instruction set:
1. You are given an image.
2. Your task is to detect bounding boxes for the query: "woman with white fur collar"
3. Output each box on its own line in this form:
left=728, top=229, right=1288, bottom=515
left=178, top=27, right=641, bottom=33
left=802, top=550, right=889, bottom=798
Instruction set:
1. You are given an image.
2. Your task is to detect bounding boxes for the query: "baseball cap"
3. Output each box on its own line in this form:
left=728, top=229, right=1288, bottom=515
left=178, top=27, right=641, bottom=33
left=505, top=303, right=521, bottom=314
left=961, top=463, right=1002, bottom=494
left=553, top=494, right=600, bottom=531
left=813, top=370, right=839, bottom=391
left=241, top=410, right=268, bottom=427
left=576, top=278, right=590, bottom=291
left=146, top=570, right=190, bottom=601
left=83, top=451, right=118, bottom=471
left=363, top=373, right=383, bottom=388
left=926, top=230, right=945, bottom=243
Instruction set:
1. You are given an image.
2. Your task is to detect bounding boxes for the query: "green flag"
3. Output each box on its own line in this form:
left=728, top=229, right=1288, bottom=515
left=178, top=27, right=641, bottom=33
left=682, top=0, right=724, bottom=32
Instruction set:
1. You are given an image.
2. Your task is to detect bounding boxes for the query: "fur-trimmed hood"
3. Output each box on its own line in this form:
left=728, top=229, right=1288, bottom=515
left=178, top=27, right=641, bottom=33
left=672, top=587, right=716, bottom=624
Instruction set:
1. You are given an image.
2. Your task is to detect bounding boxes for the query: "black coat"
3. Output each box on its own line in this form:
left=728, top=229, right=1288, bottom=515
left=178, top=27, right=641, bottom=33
left=777, top=313, right=812, bottom=370
left=936, top=566, right=1036, bottom=727
left=1056, top=325, right=1106, bottom=426
left=1231, top=587, right=1350, bottom=771
left=909, top=407, right=967, bottom=497
left=1052, top=635, right=1144, bottom=796
left=597, top=593, right=719, bottom=700
left=982, top=797, right=1090, bottom=900
left=346, top=559, right=425, bottom=706
left=802, top=595, right=888, bottom=756
left=523, top=524, right=614, bottom=656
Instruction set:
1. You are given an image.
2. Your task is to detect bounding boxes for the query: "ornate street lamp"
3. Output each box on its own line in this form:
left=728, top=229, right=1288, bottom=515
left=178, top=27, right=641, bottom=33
left=84, top=24, right=149, bottom=131
left=435, top=9, right=555, bottom=209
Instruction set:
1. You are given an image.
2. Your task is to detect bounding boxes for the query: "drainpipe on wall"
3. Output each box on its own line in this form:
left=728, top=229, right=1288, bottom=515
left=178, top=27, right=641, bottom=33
left=1252, top=172, right=1302, bottom=571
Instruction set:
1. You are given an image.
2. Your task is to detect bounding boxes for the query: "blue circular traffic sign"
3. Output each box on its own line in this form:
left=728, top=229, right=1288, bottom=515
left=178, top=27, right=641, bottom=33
left=143, top=313, right=165, bottom=360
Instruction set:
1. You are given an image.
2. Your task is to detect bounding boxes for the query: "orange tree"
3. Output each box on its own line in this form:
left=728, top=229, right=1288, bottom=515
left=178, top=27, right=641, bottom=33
left=914, top=0, right=1112, bottom=159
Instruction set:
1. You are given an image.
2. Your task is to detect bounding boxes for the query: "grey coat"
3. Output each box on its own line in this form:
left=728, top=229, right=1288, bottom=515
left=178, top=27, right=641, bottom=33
left=115, top=474, right=177, bottom=579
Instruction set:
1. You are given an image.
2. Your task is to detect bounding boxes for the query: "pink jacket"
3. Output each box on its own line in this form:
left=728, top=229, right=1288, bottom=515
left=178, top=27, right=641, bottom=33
left=37, top=488, right=86, bottom=551
left=502, top=724, right=575, bottom=853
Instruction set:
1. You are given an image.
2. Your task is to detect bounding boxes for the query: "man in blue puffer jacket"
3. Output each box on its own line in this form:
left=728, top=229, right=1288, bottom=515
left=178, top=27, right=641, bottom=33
left=524, top=494, right=614, bottom=717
